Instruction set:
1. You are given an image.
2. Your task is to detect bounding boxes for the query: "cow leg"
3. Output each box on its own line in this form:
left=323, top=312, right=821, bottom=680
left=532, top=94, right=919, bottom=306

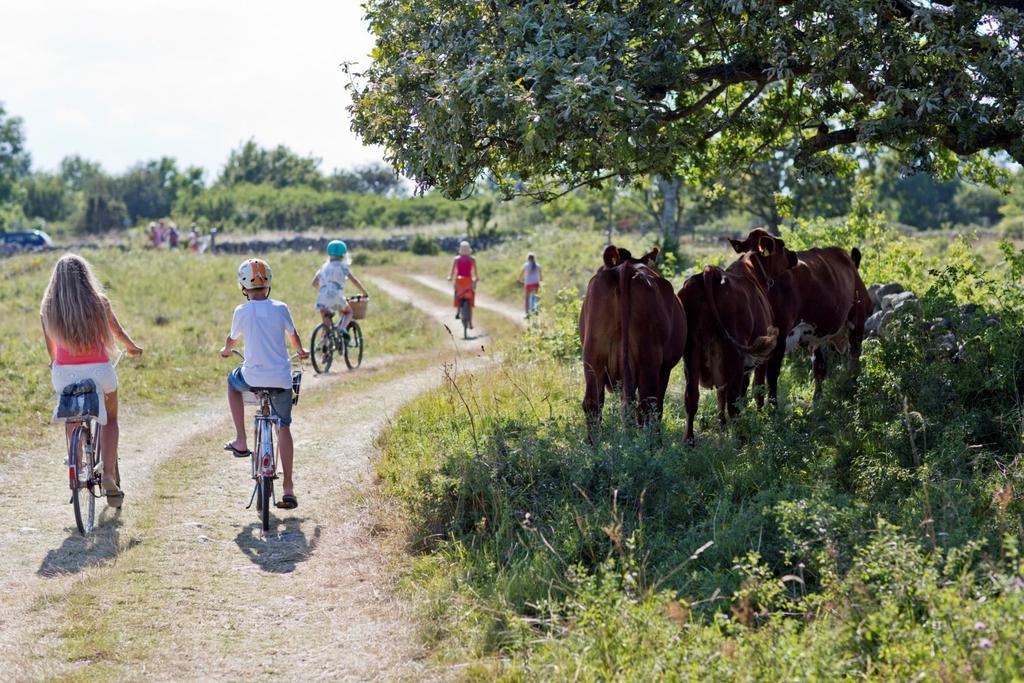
left=765, top=342, right=786, bottom=407
left=636, top=363, right=663, bottom=429
left=725, top=376, right=744, bottom=421
left=655, top=366, right=672, bottom=423
left=684, top=355, right=700, bottom=445
left=716, top=386, right=728, bottom=428
left=583, top=364, right=606, bottom=443
left=752, top=365, right=767, bottom=410
left=812, top=346, right=828, bottom=402
left=849, top=330, right=864, bottom=378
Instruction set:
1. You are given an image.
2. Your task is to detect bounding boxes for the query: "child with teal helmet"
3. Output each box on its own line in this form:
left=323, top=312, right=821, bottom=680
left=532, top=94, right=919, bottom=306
left=312, top=239, right=369, bottom=340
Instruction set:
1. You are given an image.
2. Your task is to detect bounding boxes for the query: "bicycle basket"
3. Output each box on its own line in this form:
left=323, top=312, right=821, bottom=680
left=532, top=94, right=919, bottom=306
left=54, top=379, right=101, bottom=420
left=349, top=297, right=369, bottom=320
left=291, top=369, right=303, bottom=405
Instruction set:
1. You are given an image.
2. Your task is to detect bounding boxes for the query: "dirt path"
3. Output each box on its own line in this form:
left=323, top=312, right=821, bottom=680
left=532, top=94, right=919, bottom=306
left=406, top=274, right=525, bottom=324
left=1, top=281, right=514, bottom=680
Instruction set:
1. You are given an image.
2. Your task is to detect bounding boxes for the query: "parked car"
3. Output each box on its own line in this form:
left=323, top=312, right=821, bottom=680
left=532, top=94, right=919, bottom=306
left=0, top=230, right=53, bottom=248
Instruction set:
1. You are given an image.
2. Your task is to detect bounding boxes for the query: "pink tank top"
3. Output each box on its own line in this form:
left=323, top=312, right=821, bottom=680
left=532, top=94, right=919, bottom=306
left=455, top=255, right=474, bottom=277
left=55, top=344, right=109, bottom=365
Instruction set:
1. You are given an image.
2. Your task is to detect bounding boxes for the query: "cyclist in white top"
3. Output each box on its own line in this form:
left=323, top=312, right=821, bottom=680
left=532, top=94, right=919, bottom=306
left=312, top=240, right=369, bottom=341
left=220, top=258, right=308, bottom=509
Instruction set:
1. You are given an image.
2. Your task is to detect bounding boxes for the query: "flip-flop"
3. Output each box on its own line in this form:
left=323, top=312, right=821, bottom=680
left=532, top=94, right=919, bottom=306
left=224, top=442, right=252, bottom=458
left=102, top=479, right=125, bottom=508
left=276, top=494, right=298, bottom=510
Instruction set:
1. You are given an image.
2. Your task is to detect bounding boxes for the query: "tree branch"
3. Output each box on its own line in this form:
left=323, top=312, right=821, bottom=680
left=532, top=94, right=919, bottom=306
left=660, top=84, right=727, bottom=121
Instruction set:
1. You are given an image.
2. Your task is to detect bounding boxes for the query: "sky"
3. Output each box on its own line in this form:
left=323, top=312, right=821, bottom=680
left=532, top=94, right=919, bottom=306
left=0, top=1, right=383, bottom=179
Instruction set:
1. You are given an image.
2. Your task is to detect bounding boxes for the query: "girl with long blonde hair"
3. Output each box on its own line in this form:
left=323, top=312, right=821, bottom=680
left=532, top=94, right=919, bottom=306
left=41, top=254, right=143, bottom=505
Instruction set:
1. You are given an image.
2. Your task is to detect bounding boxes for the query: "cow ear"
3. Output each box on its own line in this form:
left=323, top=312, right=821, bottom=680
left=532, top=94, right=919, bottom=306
left=787, top=249, right=799, bottom=269
left=646, top=246, right=660, bottom=266
left=728, top=238, right=746, bottom=253
left=603, top=245, right=620, bottom=268
left=757, top=235, right=775, bottom=256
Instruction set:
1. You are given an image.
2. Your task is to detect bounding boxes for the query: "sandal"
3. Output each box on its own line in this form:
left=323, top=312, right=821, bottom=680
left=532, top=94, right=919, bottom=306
left=276, top=494, right=298, bottom=510
left=102, top=479, right=125, bottom=508
left=224, top=442, right=252, bottom=458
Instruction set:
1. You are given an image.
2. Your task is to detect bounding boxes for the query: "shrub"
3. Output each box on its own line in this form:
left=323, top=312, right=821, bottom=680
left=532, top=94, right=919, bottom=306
left=410, top=234, right=440, bottom=255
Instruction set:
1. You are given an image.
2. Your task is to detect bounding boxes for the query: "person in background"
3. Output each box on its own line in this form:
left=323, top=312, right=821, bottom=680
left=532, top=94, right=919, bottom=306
left=518, top=252, right=542, bottom=317
left=147, top=222, right=159, bottom=249
left=168, top=223, right=179, bottom=249
left=188, top=223, right=200, bottom=253
left=447, top=240, right=478, bottom=329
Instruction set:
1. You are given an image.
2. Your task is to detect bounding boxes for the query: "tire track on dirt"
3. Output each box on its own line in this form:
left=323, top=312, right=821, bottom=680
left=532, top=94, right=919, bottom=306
left=0, top=354, right=402, bottom=667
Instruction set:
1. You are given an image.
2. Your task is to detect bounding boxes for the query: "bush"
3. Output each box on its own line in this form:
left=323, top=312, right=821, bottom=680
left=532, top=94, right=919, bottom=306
left=409, top=234, right=440, bottom=255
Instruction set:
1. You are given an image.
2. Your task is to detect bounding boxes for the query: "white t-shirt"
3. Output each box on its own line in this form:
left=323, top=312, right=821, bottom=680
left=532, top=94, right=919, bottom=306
left=316, top=261, right=350, bottom=294
left=229, top=299, right=296, bottom=389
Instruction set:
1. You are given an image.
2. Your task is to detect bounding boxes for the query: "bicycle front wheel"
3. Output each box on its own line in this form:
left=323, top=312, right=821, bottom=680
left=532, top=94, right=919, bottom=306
left=310, top=323, right=334, bottom=374
left=343, top=321, right=364, bottom=369
left=69, top=426, right=87, bottom=534
left=461, top=300, right=470, bottom=339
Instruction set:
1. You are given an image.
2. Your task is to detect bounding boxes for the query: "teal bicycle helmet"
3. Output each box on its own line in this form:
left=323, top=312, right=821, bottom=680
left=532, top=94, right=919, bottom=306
left=326, top=240, right=348, bottom=257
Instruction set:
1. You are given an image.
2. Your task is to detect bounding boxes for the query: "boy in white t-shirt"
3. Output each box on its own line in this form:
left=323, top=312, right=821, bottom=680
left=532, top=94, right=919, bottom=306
left=312, top=240, right=369, bottom=342
left=220, top=258, right=309, bottom=510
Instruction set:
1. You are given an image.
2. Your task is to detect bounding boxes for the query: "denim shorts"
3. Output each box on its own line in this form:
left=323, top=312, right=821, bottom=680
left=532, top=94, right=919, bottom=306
left=227, top=367, right=293, bottom=426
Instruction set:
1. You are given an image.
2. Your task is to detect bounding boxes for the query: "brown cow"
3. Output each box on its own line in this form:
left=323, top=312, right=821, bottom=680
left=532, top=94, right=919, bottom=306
left=679, top=233, right=795, bottom=442
left=728, top=228, right=872, bottom=405
left=579, top=245, right=686, bottom=440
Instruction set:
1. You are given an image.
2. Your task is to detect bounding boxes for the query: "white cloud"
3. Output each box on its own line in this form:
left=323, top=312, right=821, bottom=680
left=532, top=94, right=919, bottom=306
left=0, top=0, right=384, bottom=175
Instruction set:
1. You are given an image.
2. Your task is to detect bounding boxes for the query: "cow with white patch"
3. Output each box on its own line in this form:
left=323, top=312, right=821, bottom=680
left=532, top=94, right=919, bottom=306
left=728, top=228, right=872, bottom=405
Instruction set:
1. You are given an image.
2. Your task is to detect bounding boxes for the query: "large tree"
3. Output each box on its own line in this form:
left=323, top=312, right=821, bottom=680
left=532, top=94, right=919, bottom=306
left=349, top=0, right=1024, bottom=199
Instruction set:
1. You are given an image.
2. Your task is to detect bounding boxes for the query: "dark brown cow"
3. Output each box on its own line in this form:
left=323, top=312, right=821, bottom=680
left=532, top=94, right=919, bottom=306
left=579, top=245, right=686, bottom=440
left=679, top=233, right=795, bottom=442
left=728, top=228, right=872, bottom=405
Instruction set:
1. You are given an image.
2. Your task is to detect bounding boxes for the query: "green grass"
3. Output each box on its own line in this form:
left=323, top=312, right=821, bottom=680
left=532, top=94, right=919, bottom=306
left=375, top=221, right=1024, bottom=679
left=0, top=248, right=443, bottom=458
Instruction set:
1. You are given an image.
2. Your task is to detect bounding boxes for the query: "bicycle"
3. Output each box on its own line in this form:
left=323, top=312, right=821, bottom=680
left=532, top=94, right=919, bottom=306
left=232, top=350, right=303, bottom=532
left=59, top=350, right=126, bottom=535
left=310, top=294, right=366, bottom=374
left=527, top=290, right=540, bottom=318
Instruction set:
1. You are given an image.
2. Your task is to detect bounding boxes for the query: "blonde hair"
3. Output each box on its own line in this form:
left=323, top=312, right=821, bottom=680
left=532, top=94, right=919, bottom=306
left=40, top=254, right=113, bottom=355
left=458, top=241, right=472, bottom=256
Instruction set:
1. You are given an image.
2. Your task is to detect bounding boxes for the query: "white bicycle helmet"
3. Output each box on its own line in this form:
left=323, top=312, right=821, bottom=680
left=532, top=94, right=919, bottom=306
left=237, top=258, right=272, bottom=289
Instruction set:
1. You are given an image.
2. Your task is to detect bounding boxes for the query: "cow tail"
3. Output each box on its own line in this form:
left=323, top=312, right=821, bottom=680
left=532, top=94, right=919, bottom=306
left=702, top=265, right=778, bottom=359
left=619, top=264, right=635, bottom=402
left=851, top=247, right=862, bottom=269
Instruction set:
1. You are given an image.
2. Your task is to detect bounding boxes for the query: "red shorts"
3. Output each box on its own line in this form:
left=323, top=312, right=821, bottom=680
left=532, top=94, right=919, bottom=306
left=524, top=283, right=540, bottom=292
left=454, top=276, right=475, bottom=307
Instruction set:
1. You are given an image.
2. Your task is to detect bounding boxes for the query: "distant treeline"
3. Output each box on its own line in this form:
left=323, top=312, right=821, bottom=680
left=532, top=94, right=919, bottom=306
left=0, top=111, right=466, bottom=235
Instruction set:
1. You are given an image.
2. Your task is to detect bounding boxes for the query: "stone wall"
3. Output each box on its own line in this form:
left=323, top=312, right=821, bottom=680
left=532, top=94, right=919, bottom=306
left=0, top=232, right=508, bottom=259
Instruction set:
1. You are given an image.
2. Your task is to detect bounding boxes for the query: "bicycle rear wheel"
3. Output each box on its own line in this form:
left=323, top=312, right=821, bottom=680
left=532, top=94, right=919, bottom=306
left=260, top=476, right=273, bottom=533
left=343, top=321, right=364, bottom=369
left=69, top=426, right=87, bottom=534
left=461, top=300, right=470, bottom=339
left=310, top=323, right=334, bottom=374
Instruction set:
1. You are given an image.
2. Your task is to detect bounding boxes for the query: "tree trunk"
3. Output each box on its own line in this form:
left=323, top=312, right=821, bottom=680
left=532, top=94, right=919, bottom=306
left=656, top=174, right=682, bottom=245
